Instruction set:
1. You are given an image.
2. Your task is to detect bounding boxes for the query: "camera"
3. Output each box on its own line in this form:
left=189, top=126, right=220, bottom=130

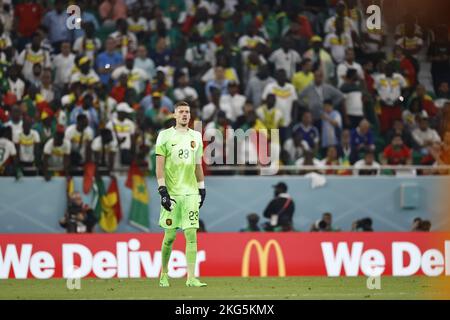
left=315, top=220, right=328, bottom=230
left=354, top=218, right=373, bottom=231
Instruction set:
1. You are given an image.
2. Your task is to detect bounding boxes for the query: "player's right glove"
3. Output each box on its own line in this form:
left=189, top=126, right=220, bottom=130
left=199, top=188, right=206, bottom=208
left=158, top=186, right=176, bottom=211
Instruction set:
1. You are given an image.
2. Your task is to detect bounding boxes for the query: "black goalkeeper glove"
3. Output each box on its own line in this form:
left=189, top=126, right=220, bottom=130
left=199, top=188, right=206, bottom=208
left=158, top=186, right=176, bottom=211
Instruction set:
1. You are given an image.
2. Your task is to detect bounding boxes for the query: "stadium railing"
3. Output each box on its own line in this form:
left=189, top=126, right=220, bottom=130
left=9, top=165, right=450, bottom=176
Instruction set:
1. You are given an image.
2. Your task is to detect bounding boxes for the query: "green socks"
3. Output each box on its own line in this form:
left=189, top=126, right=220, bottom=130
left=161, top=228, right=197, bottom=279
left=161, top=229, right=177, bottom=274
left=184, top=228, right=197, bottom=279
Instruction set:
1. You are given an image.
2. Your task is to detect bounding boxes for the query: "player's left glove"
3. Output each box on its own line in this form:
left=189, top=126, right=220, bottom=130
left=199, top=188, right=206, bottom=208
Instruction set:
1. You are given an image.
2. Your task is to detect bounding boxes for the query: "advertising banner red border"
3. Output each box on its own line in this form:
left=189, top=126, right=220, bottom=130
left=0, top=233, right=448, bottom=279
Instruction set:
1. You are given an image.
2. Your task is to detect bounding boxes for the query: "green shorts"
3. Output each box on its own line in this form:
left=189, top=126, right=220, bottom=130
left=159, top=194, right=200, bottom=230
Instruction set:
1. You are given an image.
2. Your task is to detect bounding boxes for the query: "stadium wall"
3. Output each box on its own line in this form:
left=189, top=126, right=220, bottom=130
left=0, top=176, right=447, bottom=233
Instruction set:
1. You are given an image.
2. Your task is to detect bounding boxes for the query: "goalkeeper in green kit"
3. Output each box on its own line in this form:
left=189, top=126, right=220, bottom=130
left=155, top=101, right=207, bottom=287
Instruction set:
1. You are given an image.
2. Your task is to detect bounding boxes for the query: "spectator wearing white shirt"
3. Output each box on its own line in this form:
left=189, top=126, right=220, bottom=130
left=0, top=20, right=12, bottom=51
left=269, top=38, right=301, bottom=79
left=323, top=17, right=353, bottom=64
left=105, top=102, right=136, bottom=166
left=412, top=116, right=441, bottom=150
left=148, top=7, right=172, bottom=33
left=220, top=82, right=246, bottom=123
left=262, top=69, right=298, bottom=128
left=127, top=7, right=148, bottom=40
left=395, top=21, right=424, bottom=60
left=324, top=2, right=358, bottom=38
left=53, top=41, right=76, bottom=88
left=111, top=52, right=149, bottom=94
left=16, top=33, right=51, bottom=82
left=65, top=114, right=94, bottom=166
left=0, top=126, right=17, bottom=176
left=42, top=127, right=71, bottom=180
left=336, top=48, right=364, bottom=87
left=92, top=128, right=118, bottom=173
left=283, top=132, right=310, bottom=164
left=13, top=116, right=40, bottom=170
left=173, top=73, right=199, bottom=106
left=395, top=14, right=423, bottom=40
left=185, top=32, right=216, bottom=78
left=5, top=105, right=23, bottom=140
left=340, top=68, right=365, bottom=128
left=39, top=69, right=55, bottom=104
left=6, top=65, right=25, bottom=101
left=70, top=56, right=101, bottom=86
left=202, top=87, right=231, bottom=124
left=238, top=25, right=267, bottom=51
left=295, top=150, right=322, bottom=174
left=73, top=22, right=101, bottom=64
left=353, top=152, right=381, bottom=176
left=109, top=19, right=138, bottom=58
left=374, top=62, right=408, bottom=133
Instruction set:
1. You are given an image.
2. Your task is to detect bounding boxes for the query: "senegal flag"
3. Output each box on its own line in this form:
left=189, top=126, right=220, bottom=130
left=92, top=177, right=106, bottom=222
left=98, top=177, right=123, bottom=233
left=126, top=162, right=150, bottom=231
left=83, top=162, right=96, bottom=194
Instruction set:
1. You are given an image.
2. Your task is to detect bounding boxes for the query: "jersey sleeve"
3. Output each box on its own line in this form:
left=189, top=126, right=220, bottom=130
left=195, top=132, right=203, bottom=164
left=155, top=131, right=167, bottom=157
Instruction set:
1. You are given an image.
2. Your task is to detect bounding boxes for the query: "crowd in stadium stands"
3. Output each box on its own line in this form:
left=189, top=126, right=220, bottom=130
left=1, top=0, right=450, bottom=179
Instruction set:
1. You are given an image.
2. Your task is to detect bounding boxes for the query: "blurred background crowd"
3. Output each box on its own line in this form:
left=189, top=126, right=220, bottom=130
left=0, top=0, right=450, bottom=178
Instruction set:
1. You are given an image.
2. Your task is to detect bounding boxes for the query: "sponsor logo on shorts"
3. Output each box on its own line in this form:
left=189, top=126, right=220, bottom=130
left=166, top=219, right=172, bottom=226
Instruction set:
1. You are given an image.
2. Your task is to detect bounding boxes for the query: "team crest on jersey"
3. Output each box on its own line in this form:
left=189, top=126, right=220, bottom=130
left=166, top=219, right=172, bottom=226
left=191, top=141, right=196, bottom=149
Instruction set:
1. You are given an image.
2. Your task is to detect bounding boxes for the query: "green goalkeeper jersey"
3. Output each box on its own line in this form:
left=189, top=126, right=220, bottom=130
left=155, top=127, right=203, bottom=196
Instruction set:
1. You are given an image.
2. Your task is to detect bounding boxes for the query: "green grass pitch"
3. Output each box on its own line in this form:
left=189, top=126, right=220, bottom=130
left=0, top=276, right=445, bottom=300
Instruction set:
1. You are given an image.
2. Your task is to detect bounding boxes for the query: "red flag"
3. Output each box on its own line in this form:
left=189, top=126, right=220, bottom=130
left=125, top=161, right=140, bottom=189
left=83, top=162, right=96, bottom=194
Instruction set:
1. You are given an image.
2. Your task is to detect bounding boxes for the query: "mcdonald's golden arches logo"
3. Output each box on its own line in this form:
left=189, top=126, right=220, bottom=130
left=241, top=239, right=286, bottom=277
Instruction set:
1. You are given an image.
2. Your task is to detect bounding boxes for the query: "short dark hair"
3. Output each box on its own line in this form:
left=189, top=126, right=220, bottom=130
left=174, top=101, right=190, bottom=109
left=76, top=114, right=88, bottom=122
